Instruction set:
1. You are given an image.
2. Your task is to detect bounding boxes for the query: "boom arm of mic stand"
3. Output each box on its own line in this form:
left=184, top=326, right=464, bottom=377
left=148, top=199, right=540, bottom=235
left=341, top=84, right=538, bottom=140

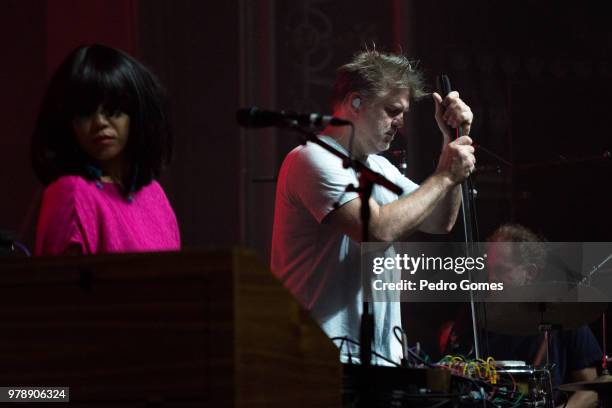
left=288, top=123, right=403, bottom=196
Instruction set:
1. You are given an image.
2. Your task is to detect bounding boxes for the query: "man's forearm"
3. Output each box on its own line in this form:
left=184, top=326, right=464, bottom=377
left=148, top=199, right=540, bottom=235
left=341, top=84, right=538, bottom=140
left=370, top=173, right=456, bottom=241
left=558, top=390, right=598, bottom=408
left=557, top=367, right=599, bottom=408
left=419, top=183, right=462, bottom=234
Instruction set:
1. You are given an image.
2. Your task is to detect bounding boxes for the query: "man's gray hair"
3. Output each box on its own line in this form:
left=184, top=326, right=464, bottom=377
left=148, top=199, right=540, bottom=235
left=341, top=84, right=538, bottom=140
left=488, top=224, right=548, bottom=272
left=331, top=49, right=426, bottom=108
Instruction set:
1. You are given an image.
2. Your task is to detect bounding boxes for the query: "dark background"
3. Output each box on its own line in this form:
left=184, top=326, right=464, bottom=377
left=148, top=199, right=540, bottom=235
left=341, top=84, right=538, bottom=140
left=1, top=0, right=610, bottom=363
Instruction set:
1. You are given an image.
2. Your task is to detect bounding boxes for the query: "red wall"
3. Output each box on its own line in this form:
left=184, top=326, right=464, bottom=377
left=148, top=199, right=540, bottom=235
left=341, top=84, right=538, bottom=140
left=46, top=0, right=138, bottom=76
left=0, top=0, right=139, bottom=245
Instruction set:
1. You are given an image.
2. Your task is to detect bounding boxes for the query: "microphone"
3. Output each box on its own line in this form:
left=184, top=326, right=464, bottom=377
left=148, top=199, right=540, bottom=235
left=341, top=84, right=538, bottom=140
left=236, top=107, right=351, bottom=128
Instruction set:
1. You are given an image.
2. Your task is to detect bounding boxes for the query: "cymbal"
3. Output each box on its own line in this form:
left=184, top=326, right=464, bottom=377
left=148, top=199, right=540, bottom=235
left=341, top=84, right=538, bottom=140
left=560, top=375, right=612, bottom=393
left=484, top=282, right=607, bottom=336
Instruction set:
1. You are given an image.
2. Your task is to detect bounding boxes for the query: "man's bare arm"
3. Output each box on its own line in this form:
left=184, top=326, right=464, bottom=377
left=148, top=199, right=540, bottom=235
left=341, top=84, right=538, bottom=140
left=418, top=183, right=461, bottom=234
left=557, top=367, right=598, bottom=408
left=324, top=134, right=474, bottom=241
left=324, top=172, right=456, bottom=242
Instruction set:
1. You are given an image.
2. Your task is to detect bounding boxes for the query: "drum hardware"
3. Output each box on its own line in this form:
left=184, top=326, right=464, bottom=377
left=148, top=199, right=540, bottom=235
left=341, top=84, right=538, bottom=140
left=495, top=361, right=553, bottom=408
left=558, top=254, right=612, bottom=406
left=559, top=309, right=612, bottom=405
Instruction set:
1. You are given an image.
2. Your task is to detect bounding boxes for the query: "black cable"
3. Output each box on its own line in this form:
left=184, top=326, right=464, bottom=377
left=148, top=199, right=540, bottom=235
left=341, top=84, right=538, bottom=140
left=427, top=399, right=453, bottom=408
left=13, top=240, right=31, bottom=256
left=393, top=326, right=404, bottom=345
left=391, top=326, right=440, bottom=368
left=468, top=176, right=480, bottom=242
left=482, top=303, right=490, bottom=363
left=332, top=122, right=360, bottom=210
left=331, top=336, right=400, bottom=367
left=347, top=122, right=355, bottom=166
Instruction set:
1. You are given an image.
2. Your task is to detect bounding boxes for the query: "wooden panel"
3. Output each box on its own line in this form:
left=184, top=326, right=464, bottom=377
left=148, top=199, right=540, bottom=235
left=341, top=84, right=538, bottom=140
left=234, top=250, right=341, bottom=408
left=0, top=249, right=341, bottom=406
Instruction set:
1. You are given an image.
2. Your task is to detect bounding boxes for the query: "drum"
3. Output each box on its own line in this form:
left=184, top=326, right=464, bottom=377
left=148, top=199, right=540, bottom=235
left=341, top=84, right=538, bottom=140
left=495, top=361, right=553, bottom=407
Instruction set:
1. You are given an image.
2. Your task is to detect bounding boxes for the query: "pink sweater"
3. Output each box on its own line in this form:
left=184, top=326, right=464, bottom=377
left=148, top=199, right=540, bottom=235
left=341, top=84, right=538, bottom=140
left=35, top=175, right=180, bottom=255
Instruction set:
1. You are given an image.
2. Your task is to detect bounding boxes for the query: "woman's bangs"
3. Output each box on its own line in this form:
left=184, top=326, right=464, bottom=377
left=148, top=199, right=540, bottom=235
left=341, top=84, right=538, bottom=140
left=65, top=62, right=134, bottom=117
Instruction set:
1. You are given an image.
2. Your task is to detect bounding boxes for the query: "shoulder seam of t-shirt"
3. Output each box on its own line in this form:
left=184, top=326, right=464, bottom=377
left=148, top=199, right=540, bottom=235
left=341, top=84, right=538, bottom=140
left=286, top=142, right=360, bottom=223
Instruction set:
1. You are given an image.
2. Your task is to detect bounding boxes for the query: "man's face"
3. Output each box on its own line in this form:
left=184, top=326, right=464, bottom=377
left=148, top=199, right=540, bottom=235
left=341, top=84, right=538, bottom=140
left=354, top=88, right=410, bottom=156
left=487, top=243, right=535, bottom=286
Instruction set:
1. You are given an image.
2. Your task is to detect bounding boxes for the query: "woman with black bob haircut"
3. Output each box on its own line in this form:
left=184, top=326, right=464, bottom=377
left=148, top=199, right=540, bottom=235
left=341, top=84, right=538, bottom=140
left=32, top=44, right=180, bottom=255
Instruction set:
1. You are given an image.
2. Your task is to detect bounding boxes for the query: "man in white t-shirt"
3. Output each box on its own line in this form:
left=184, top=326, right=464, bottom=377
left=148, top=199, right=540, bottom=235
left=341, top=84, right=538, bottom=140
left=271, top=50, right=475, bottom=364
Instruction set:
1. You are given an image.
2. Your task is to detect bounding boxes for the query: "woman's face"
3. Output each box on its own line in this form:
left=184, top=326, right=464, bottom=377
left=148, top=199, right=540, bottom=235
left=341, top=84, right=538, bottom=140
left=72, top=105, right=130, bottom=167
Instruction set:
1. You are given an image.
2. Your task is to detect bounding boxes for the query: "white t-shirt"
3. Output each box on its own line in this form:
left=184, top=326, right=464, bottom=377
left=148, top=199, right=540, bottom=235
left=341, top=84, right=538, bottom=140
left=271, top=135, right=419, bottom=365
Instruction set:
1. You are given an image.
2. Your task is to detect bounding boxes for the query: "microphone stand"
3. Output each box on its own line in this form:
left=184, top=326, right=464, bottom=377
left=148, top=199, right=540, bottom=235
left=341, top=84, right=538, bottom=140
left=581, top=252, right=612, bottom=375
left=286, top=121, right=403, bottom=367
left=349, top=172, right=373, bottom=367
left=461, top=161, right=481, bottom=359
left=438, top=74, right=483, bottom=360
